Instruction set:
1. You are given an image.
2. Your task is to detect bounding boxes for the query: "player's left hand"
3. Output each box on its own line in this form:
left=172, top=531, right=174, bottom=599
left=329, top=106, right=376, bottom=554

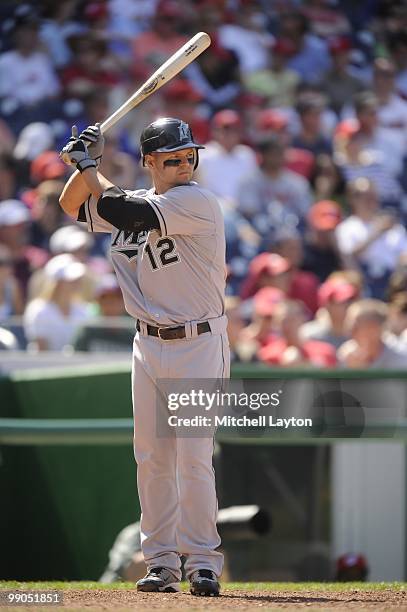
left=60, top=125, right=97, bottom=173
left=79, top=123, right=104, bottom=167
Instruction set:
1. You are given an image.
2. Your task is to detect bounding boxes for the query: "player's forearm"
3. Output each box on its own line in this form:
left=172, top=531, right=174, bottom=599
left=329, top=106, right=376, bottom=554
left=59, top=169, right=114, bottom=218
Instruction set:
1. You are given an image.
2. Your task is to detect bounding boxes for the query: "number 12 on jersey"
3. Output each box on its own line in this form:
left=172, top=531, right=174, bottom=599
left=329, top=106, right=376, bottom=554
left=145, top=237, right=180, bottom=271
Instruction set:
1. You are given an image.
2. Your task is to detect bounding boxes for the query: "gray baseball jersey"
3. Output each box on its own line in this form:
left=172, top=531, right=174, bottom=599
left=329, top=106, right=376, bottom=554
left=81, top=182, right=226, bottom=326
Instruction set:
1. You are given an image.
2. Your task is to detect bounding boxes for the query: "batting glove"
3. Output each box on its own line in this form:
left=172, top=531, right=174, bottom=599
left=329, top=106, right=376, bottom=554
left=79, top=122, right=104, bottom=167
left=60, top=125, right=97, bottom=173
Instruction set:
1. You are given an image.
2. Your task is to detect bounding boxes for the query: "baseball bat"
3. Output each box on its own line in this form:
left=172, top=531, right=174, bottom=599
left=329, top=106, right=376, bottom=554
left=100, top=32, right=211, bottom=134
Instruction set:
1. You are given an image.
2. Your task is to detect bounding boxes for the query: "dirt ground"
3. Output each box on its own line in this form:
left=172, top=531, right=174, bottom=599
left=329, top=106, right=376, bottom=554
left=2, top=588, right=406, bottom=611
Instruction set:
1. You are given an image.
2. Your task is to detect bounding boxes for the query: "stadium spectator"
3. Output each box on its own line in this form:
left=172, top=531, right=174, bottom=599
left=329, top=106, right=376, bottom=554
left=224, top=208, right=260, bottom=296
left=338, top=299, right=407, bottom=368
left=0, top=244, right=24, bottom=319
left=61, top=34, right=121, bottom=98
left=239, top=251, right=317, bottom=315
left=242, top=38, right=300, bottom=108
left=49, top=225, right=94, bottom=261
left=29, top=180, right=67, bottom=251
left=302, top=199, right=343, bottom=282
left=301, top=0, right=351, bottom=39
left=236, top=287, right=285, bottom=363
left=309, top=154, right=345, bottom=204
left=335, top=178, right=407, bottom=298
left=340, top=91, right=403, bottom=180
left=277, top=11, right=331, bottom=84
left=320, top=36, right=365, bottom=116
left=251, top=109, right=292, bottom=147
left=39, top=0, right=85, bottom=68
left=13, top=122, right=56, bottom=189
left=334, top=117, right=404, bottom=210
left=240, top=253, right=292, bottom=301
left=258, top=299, right=337, bottom=368
left=237, top=136, right=312, bottom=229
left=197, top=110, right=257, bottom=205
left=371, top=57, right=407, bottom=158
left=0, top=7, right=60, bottom=133
left=186, top=32, right=241, bottom=110
left=218, top=2, right=273, bottom=74
left=23, top=253, right=92, bottom=351
left=73, top=273, right=133, bottom=352
left=131, top=1, right=188, bottom=74
left=291, top=93, right=333, bottom=156
left=301, top=275, right=359, bottom=349
left=266, top=228, right=320, bottom=314
left=0, top=198, right=47, bottom=300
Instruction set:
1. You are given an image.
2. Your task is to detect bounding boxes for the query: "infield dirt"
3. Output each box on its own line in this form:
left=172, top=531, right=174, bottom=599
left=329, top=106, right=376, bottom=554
left=2, top=587, right=407, bottom=611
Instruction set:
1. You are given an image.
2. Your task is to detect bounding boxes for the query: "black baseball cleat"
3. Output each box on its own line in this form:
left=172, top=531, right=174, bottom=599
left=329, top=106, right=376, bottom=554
left=136, top=567, right=181, bottom=592
left=189, top=569, right=220, bottom=597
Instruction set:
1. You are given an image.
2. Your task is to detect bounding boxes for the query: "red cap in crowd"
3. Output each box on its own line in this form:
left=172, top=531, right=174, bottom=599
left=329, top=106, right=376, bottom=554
left=212, top=109, right=241, bottom=129
left=318, top=279, right=359, bottom=307
left=308, top=200, right=343, bottom=231
left=30, top=151, right=66, bottom=184
left=165, top=80, right=202, bottom=102
left=328, top=36, right=352, bottom=55
left=253, top=287, right=285, bottom=317
left=250, top=252, right=291, bottom=277
left=285, top=148, right=315, bottom=179
left=256, top=109, right=289, bottom=131
left=84, top=2, right=108, bottom=21
left=273, top=38, right=296, bottom=56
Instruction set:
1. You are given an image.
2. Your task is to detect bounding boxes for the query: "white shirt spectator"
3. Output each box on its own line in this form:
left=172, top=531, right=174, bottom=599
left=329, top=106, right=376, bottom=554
left=24, top=299, right=90, bottom=351
left=0, top=50, right=60, bottom=106
left=237, top=167, right=312, bottom=222
left=197, top=141, right=258, bottom=204
left=341, top=106, right=404, bottom=177
left=375, top=93, right=407, bottom=157
left=219, top=24, right=273, bottom=74
left=336, top=216, right=407, bottom=278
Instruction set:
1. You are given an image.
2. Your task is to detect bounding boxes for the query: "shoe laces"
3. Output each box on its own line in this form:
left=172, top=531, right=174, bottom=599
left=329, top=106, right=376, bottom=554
left=197, top=569, right=216, bottom=580
left=149, top=567, right=166, bottom=577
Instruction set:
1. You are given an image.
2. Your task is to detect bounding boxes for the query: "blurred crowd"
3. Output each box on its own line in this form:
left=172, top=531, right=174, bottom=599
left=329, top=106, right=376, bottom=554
left=1, top=0, right=407, bottom=368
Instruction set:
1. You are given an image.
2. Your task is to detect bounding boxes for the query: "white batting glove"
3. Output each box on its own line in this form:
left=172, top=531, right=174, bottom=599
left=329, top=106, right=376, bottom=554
left=80, top=123, right=104, bottom=167
left=60, top=126, right=97, bottom=173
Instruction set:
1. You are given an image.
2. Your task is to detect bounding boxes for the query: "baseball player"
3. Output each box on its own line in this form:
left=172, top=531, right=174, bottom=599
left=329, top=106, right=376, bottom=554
left=59, top=118, right=230, bottom=596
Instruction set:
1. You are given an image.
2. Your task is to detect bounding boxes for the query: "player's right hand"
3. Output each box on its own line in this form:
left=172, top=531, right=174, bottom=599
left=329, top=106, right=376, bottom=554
left=79, top=123, right=104, bottom=167
left=60, top=125, right=97, bottom=173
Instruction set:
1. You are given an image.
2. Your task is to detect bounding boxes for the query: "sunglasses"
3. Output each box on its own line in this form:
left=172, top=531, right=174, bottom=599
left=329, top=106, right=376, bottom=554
left=163, top=156, right=195, bottom=167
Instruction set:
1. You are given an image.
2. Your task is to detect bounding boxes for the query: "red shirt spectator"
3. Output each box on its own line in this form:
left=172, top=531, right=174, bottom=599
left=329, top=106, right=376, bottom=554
left=258, top=299, right=337, bottom=367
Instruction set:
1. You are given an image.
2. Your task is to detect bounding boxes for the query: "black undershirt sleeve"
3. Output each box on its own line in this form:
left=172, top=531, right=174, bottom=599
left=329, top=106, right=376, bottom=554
left=96, top=185, right=160, bottom=232
left=77, top=203, right=86, bottom=222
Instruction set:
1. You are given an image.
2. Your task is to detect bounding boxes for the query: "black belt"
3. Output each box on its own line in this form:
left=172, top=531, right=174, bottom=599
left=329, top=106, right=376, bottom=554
left=136, top=320, right=211, bottom=340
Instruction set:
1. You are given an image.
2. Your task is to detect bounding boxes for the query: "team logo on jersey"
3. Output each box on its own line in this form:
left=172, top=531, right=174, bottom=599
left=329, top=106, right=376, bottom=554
left=178, top=121, right=190, bottom=141
left=111, top=229, right=147, bottom=261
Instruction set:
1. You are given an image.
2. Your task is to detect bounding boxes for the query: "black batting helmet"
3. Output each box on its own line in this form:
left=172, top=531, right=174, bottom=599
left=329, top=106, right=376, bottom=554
left=140, top=117, right=204, bottom=168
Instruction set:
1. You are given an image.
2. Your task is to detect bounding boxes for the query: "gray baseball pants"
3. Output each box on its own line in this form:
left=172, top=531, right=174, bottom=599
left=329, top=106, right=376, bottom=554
left=131, top=315, right=230, bottom=580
